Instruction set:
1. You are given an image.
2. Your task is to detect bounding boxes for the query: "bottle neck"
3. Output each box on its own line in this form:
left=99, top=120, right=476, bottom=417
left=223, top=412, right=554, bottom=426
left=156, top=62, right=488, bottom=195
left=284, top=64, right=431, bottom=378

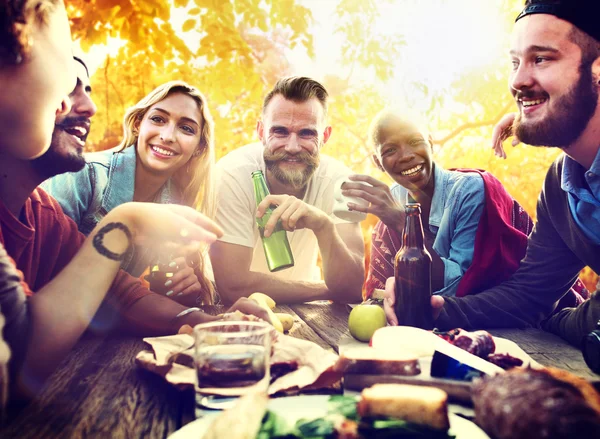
left=252, top=173, right=270, bottom=206
left=403, top=212, right=425, bottom=249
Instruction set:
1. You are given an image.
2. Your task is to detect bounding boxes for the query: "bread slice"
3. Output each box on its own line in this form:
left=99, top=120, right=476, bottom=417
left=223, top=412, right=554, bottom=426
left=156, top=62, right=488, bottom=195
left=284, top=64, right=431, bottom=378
left=203, top=391, right=268, bottom=439
left=335, top=347, right=420, bottom=375
left=357, top=383, right=450, bottom=430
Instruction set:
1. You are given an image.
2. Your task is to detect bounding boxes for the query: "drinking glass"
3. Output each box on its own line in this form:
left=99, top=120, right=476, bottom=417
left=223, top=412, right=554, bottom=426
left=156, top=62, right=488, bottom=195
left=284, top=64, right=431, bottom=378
left=193, top=320, right=272, bottom=410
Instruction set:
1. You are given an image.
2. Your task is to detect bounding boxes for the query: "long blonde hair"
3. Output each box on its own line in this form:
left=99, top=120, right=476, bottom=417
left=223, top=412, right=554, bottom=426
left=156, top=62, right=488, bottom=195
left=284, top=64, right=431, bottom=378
left=118, top=81, right=217, bottom=304
left=118, top=80, right=216, bottom=219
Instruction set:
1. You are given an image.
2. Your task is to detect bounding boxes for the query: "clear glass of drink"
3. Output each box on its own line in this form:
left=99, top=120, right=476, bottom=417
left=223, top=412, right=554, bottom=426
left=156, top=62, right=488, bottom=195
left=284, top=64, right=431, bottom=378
left=193, top=320, right=273, bottom=410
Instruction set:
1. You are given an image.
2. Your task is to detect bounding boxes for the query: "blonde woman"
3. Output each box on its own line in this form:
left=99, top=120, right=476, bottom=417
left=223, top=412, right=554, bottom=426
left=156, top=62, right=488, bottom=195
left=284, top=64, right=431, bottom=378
left=43, top=81, right=218, bottom=305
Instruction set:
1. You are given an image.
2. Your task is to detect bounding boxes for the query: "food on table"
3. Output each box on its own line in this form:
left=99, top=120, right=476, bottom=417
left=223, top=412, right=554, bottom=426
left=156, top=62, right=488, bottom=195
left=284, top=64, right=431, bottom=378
left=472, top=367, right=600, bottom=439
left=335, top=347, right=420, bottom=375
left=177, top=324, right=193, bottom=335
left=203, top=390, right=268, bottom=439
left=434, top=328, right=523, bottom=370
left=248, top=292, right=284, bottom=333
left=370, top=326, right=441, bottom=357
left=269, top=360, right=299, bottom=383
left=357, top=384, right=450, bottom=431
left=433, top=329, right=495, bottom=358
left=248, top=292, right=276, bottom=310
left=256, top=394, right=456, bottom=438
left=274, top=313, right=294, bottom=331
left=347, top=304, right=387, bottom=342
left=486, top=352, right=523, bottom=370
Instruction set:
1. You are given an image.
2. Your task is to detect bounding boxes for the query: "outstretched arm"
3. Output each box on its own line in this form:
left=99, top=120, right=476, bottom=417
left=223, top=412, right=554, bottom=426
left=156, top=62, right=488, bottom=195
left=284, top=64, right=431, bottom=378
left=315, top=221, right=364, bottom=302
left=19, top=203, right=223, bottom=393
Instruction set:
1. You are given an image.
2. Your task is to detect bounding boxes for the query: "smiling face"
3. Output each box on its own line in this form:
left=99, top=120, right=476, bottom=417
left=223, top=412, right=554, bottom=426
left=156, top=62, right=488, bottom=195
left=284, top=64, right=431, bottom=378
left=373, top=116, right=434, bottom=194
left=258, top=95, right=331, bottom=190
left=32, top=59, right=97, bottom=178
left=510, top=14, right=598, bottom=148
left=135, top=92, right=203, bottom=178
left=0, top=1, right=76, bottom=160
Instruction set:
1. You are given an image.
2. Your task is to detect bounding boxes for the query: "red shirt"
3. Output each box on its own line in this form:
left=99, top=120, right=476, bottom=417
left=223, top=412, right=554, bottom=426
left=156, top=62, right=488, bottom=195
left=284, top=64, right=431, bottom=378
left=0, top=188, right=150, bottom=311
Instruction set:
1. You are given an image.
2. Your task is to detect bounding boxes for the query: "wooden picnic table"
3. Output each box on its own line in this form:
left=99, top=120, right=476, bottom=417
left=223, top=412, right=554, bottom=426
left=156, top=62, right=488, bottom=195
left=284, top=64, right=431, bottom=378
left=1, top=302, right=597, bottom=438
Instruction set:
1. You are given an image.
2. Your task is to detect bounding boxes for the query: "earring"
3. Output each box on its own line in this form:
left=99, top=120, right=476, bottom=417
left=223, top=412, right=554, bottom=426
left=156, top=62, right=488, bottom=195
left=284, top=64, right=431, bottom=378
left=192, top=149, right=202, bottom=157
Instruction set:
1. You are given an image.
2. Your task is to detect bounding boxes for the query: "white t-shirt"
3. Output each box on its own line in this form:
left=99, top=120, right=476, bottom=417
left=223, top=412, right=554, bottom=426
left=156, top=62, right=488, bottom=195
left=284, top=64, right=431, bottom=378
left=214, top=142, right=355, bottom=281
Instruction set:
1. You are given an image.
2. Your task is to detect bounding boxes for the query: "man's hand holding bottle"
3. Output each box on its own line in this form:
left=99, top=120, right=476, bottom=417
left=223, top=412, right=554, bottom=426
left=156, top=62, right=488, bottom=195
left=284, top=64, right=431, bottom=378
left=257, top=194, right=330, bottom=236
left=383, top=277, right=445, bottom=326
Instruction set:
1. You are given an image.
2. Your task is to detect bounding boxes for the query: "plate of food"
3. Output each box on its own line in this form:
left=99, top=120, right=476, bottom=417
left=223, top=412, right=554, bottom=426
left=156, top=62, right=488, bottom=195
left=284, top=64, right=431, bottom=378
left=170, top=386, right=489, bottom=439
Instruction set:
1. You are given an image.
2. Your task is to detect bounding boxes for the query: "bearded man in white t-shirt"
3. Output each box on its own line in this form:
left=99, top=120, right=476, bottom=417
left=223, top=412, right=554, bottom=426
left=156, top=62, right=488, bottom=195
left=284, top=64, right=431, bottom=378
left=210, top=77, right=365, bottom=304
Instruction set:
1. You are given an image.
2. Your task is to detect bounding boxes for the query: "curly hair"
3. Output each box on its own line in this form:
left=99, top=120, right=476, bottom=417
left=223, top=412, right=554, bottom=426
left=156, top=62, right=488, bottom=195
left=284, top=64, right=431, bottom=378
left=0, top=0, right=61, bottom=67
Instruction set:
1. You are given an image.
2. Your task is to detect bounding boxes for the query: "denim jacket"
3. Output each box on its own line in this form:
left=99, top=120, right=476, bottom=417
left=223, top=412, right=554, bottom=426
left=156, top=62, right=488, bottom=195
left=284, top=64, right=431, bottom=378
left=390, top=163, right=485, bottom=296
left=41, top=146, right=179, bottom=276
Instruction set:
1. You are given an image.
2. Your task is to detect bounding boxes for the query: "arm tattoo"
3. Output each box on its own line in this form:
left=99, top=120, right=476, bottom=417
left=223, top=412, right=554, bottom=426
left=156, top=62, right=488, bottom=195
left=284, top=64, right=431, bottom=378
left=92, top=222, right=133, bottom=261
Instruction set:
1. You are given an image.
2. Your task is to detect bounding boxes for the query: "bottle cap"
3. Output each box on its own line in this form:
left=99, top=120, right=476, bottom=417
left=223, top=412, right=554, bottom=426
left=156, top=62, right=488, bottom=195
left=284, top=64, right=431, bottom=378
left=405, top=203, right=421, bottom=214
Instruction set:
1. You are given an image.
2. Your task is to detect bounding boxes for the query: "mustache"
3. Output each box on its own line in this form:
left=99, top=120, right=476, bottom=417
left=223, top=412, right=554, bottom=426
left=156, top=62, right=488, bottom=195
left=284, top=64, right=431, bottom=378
left=263, top=149, right=318, bottom=166
left=55, top=115, right=91, bottom=130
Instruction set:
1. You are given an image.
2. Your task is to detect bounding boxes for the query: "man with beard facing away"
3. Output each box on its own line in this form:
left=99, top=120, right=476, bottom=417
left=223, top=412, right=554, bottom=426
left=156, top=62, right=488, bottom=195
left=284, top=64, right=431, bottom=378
left=385, top=0, right=600, bottom=348
left=210, top=77, right=365, bottom=304
left=0, top=56, right=270, bottom=398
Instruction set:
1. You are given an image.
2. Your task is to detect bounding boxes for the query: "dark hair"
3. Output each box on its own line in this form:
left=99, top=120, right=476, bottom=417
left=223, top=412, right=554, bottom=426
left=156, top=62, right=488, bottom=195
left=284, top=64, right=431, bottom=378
left=523, top=0, right=600, bottom=64
left=262, top=76, right=329, bottom=116
left=73, top=55, right=89, bottom=77
left=0, top=0, right=61, bottom=67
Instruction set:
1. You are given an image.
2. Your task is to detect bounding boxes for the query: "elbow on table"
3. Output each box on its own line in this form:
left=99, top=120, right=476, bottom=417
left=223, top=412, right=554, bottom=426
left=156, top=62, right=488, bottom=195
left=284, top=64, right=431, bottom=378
left=328, top=283, right=363, bottom=304
left=214, top=278, right=250, bottom=305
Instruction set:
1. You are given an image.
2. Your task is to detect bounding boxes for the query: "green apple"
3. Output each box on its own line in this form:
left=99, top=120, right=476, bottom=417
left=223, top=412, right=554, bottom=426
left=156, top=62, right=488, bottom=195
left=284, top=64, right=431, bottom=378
left=348, top=304, right=387, bottom=342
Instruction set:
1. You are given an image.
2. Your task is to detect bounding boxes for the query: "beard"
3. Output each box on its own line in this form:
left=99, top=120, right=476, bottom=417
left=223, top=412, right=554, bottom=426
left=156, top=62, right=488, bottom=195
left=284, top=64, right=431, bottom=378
left=263, top=147, right=320, bottom=189
left=513, top=65, right=598, bottom=148
left=31, top=116, right=90, bottom=180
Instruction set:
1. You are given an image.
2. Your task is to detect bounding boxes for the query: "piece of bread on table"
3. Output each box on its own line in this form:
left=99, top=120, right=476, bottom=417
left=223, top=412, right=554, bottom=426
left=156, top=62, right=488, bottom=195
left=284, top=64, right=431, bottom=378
left=202, top=391, right=268, bottom=439
left=357, top=383, right=450, bottom=430
left=335, top=347, right=420, bottom=375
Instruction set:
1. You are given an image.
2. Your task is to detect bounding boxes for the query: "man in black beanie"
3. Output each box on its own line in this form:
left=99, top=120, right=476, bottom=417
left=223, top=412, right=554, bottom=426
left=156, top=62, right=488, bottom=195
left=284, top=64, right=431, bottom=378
left=385, top=0, right=600, bottom=349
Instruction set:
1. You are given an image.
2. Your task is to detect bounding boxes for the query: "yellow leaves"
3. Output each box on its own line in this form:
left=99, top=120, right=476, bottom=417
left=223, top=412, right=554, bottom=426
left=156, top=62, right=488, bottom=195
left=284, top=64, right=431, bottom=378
left=182, top=19, right=197, bottom=32
left=188, top=8, right=201, bottom=15
left=96, top=0, right=122, bottom=10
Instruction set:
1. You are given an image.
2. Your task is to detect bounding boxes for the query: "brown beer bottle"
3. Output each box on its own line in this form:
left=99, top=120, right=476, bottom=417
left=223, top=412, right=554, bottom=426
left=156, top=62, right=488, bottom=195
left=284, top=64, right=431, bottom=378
left=394, top=203, right=433, bottom=329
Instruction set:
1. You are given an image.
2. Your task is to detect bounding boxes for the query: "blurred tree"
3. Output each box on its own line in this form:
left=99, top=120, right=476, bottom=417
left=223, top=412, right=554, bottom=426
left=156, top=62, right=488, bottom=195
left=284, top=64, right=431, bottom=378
left=66, top=0, right=313, bottom=153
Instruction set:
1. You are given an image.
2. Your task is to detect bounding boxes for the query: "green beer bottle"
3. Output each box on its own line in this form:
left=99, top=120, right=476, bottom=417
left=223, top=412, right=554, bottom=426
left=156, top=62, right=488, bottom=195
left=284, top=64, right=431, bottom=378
left=252, top=170, right=294, bottom=272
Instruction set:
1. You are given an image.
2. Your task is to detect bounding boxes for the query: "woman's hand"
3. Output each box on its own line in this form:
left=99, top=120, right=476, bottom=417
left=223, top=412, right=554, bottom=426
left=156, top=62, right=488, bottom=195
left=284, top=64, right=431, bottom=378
left=491, top=113, right=519, bottom=159
left=342, top=175, right=404, bottom=231
left=158, top=257, right=206, bottom=306
left=108, top=203, right=223, bottom=248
